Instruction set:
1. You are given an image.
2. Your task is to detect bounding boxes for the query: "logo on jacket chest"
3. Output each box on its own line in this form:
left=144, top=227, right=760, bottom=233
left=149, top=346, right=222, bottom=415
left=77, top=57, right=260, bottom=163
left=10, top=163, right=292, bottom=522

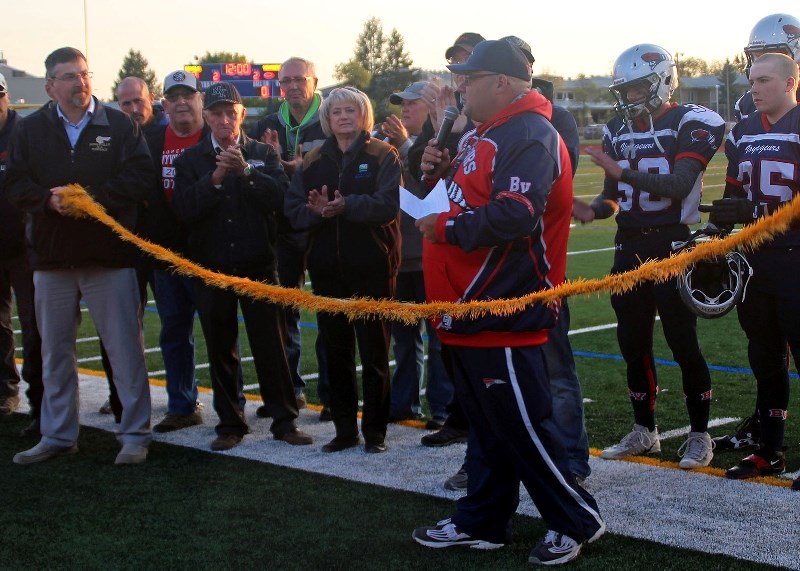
left=89, top=135, right=111, bottom=152
left=355, top=163, right=370, bottom=179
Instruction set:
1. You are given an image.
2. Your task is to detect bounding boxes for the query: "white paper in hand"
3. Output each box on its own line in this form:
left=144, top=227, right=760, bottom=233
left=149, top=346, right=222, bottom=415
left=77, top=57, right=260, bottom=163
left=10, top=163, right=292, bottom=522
left=399, top=179, right=450, bottom=220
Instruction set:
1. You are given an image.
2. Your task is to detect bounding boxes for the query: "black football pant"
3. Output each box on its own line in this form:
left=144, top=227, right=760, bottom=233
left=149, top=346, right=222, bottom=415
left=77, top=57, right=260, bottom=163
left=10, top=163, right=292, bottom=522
left=611, top=225, right=711, bottom=432
left=736, top=247, right=800, bottom=453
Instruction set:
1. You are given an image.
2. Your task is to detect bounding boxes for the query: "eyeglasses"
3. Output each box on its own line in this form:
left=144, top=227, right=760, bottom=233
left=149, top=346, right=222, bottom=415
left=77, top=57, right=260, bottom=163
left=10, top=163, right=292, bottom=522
left=279, top=76, right=311, bottom=87
left=460, top=73, right=499, bottom=85
left=164, top=90, right=197, bottom=102
left=51, top=71, right=93, bottom=82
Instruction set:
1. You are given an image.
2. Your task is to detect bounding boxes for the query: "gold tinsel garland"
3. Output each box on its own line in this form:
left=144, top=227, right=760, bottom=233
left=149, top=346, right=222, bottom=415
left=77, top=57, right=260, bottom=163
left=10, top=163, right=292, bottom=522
left=59, top=184, right=800, bottom=325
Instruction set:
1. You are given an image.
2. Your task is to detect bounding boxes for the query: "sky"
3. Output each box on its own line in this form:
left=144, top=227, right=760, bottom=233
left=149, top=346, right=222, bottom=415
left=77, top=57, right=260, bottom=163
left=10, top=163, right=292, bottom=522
left=5, top=1, right=800, bottom=101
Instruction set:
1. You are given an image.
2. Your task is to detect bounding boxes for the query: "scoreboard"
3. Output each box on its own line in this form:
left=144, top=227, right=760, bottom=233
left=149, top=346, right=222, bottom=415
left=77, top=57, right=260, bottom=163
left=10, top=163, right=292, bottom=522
left=183, top=63, right=281, bottom=99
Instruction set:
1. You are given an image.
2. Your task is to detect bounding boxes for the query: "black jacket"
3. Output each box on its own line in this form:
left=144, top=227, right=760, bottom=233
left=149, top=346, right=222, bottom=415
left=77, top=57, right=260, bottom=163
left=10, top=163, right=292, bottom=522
left=4, top=98, right=153, bottom=269
left=171, top=133, right=289, bottom=277
left=247, top=101, right=327, bottom=251
left=0, top=109, right=24, bottom=261
left=284, top=132, right=401, bottom=294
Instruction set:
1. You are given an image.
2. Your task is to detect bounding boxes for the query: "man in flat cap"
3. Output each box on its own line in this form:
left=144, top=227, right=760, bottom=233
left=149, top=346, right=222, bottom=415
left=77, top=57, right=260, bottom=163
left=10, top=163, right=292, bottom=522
left=172, top=82, right=312, bottom=451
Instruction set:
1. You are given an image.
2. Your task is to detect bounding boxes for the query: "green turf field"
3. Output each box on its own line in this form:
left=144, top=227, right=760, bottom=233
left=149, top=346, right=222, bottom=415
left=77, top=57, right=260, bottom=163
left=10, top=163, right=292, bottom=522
left=6, top=152, right=796, bottom=569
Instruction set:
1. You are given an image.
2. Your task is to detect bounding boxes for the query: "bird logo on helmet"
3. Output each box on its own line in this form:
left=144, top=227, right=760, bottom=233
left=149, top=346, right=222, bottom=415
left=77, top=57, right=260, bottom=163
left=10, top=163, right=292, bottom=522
left=641, top=51, right=668, bottom=71
left=744, top=13, right=800, bottom=74
left=609, top=44, right=677, bottom=123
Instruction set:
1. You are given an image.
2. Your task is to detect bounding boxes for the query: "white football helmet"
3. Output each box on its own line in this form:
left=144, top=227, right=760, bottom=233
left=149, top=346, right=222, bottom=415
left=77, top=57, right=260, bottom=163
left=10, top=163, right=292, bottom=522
left=609, top=44, right=677, bottom=122
left=744, top=13, right=800, bottom=75
left=677, top=252, right=752, bottom=319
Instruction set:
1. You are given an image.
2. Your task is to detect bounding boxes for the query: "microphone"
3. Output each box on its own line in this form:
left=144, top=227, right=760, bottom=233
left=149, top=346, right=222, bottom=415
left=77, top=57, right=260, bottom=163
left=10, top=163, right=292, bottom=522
left=435, top=106, right=460, bottom=151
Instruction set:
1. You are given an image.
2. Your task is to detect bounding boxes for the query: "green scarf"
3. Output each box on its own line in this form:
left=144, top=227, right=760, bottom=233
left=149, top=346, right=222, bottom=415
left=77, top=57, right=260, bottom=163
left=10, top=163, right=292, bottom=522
left=280, top=93, right=322, bottom=158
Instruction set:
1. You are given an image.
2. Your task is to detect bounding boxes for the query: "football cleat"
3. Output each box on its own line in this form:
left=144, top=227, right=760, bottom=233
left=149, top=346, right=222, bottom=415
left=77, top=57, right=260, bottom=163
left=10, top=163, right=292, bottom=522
left=600, top=424, right=661, bottom=459
left=725, top=449, right=785, bottom=479
left=678, top=432, right=714, bottom=469
left=712, top=414, right=760, bottom=450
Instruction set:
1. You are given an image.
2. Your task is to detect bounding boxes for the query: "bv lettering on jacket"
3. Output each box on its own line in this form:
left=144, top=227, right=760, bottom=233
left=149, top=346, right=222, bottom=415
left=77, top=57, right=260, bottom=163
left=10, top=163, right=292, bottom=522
left=509, top=176, right=531, bottom=193
left=89, top=135, right=111, bottom=152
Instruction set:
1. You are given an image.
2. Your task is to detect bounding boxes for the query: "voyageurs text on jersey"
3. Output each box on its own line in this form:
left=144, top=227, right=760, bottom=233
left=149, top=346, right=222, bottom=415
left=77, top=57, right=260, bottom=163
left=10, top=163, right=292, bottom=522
left=725, top=104, right=800, bottom=247
left=601, top=103, right=725, bottom=228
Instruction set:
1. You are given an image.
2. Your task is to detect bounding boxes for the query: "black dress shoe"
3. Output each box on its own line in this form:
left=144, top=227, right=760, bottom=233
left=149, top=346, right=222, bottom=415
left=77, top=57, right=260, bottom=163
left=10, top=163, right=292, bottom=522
left=420, top=425, right=468, bottom=447
left=365, top=440, right=387, bottom=453
left=321, top=436, right=360, bottom=453
left=319, top=407, right=333, bottom=422
left=256, top=405, right=272, bottom=418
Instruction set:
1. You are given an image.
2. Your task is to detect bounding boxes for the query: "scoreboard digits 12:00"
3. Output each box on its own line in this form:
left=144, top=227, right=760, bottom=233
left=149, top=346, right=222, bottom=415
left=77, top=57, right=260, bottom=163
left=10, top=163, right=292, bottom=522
left=183, top=63, right=281, bottom=99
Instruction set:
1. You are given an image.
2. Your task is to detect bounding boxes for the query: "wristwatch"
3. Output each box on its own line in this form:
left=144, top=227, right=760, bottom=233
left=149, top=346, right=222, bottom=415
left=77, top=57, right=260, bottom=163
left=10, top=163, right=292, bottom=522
left=243, top=164, right=252, bottom=177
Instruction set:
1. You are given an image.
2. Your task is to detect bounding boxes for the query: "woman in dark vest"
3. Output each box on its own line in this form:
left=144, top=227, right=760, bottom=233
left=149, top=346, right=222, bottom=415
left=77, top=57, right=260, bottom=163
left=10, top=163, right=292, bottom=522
left=285, top=87, right=401, bottom=454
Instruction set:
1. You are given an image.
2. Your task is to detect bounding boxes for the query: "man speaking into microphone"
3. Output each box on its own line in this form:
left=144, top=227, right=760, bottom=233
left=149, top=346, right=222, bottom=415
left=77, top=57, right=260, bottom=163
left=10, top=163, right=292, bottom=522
left=411, top=40, right=605, bottom=566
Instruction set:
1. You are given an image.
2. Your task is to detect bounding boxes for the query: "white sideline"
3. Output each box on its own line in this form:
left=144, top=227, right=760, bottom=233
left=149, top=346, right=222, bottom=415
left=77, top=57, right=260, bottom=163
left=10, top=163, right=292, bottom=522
left=10, top=373, right=798, bottom=570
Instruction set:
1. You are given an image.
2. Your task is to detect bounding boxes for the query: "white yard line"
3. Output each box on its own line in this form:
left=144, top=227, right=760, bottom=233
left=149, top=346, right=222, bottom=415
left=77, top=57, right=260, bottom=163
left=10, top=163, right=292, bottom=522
left=78, top=346, right=160, bottom=363
left=11, top=374, right=797, bottom=570
left=567, top=247, right=615, bottom=256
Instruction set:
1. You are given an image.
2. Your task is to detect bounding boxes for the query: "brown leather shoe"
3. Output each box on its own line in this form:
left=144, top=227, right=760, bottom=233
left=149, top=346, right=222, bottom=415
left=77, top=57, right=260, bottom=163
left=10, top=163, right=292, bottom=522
left=210, top=434, right=243, bottom=451
left=153, top=411, right=203, bottom=433
left=275, top=428, right=313, bottom=446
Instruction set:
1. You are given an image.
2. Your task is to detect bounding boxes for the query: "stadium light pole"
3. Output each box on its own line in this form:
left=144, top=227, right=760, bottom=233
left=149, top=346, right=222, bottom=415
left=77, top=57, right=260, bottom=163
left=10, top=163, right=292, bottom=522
left=83, top=0, right=89, bottom=61
left=674, top=51, right=683, bottom=103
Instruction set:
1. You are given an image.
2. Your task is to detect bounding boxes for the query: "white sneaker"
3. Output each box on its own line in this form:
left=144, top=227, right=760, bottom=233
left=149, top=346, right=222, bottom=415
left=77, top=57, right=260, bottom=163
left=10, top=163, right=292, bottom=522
left=412, top=518, right=504, bottom=550
left=600, top=424, right=660, bottom=459
left=115, top=443, right=148, bottom=465
left=678, top=431, right=714, bottom=469
left=13, top=441, right=78, bottom=465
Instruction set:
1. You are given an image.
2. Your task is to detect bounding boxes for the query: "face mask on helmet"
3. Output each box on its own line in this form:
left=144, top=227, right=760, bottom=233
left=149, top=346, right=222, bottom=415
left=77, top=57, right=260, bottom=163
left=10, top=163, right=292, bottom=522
left=744, top=13, right=800, bottom=76
left=609, top=44, right=677, bottom=123
left=677, top=252, right=752, bottom=319
left=610, top=75, right=662, bottom=121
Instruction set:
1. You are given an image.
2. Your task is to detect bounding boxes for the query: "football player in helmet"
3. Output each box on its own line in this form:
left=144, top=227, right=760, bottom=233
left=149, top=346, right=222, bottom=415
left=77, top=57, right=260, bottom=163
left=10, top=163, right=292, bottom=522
left=707, top=53, right=800, bottom=486
left=735, top=13, right=800, bottom=121
left=573, top=44, right=725, bottom=469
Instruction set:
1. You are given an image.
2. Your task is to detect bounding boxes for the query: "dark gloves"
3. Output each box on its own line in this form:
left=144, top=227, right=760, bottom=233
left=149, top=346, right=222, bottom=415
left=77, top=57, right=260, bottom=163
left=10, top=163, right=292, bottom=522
left=707, top=198, right=756, bottom=226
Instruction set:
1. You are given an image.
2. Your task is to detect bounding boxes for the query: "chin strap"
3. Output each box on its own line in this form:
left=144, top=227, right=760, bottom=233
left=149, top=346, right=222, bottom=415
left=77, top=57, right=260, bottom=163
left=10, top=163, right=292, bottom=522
left=649, top=113, right=665, bottom=154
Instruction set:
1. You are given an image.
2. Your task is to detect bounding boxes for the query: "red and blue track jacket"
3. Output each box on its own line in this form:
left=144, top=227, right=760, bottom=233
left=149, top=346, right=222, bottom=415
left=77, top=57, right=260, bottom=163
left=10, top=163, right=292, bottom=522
left=422, top=90, right=573, bottom=348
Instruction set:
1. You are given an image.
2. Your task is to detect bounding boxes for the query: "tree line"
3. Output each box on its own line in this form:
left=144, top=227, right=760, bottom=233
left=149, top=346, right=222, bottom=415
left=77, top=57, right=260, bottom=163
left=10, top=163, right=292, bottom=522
left=113, top=19, right=748, bottom=120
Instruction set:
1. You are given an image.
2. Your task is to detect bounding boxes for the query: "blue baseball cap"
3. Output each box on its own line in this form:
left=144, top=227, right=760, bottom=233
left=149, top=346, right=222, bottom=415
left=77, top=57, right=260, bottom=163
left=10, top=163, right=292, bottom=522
left=447, top=40, right=532, bottom=82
